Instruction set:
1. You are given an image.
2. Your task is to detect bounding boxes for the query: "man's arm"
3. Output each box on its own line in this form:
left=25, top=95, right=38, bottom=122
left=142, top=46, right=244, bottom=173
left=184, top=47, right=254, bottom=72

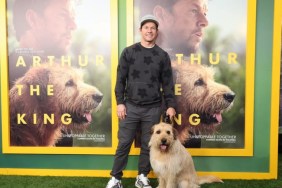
left=115, top=48, right=129, bottom=105
left=161, top=52, right=176, bottom=118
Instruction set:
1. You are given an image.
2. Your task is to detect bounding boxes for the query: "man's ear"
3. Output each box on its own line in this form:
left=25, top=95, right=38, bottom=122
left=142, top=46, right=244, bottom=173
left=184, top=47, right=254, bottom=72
left=153, top=5, right=173, bottom=26
left=26, top=9, right=42, bottom=29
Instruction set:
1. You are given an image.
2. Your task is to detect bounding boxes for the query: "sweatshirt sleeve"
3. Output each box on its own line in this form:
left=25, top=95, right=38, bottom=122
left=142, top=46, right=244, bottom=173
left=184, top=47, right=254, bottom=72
left=115, top=48, right=129, bottom=105
left=161, top=52, right=176, bottom=109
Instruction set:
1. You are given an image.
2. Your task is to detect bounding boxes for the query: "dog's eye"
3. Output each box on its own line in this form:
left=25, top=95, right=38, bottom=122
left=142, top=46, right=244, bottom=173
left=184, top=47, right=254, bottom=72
left=194, top=78, right=204, bottom=86
left=156, top=130, right=161, bottom=134
left=167, top=131, right=170, bottom=135
left=65, top=79, right=74, bottom=87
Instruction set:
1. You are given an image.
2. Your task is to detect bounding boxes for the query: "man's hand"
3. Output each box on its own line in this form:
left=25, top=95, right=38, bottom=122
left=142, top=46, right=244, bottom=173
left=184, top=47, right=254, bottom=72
left=117, top=104, right=127, bottom=120
left=166, top=107, right=176, bottom=120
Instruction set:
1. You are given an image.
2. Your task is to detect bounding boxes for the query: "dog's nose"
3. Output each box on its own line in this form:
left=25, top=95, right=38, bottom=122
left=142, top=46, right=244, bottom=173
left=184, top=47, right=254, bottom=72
left=161, top=138, right=167, bottom=144
left=93, top=94, right=103, bottom=103
left=223, top=92, right=235, bottom=103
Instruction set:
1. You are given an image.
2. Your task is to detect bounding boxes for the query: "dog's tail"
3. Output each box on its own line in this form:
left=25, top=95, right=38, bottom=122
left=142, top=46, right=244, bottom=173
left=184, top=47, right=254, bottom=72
left=197, top=175, right=223, bottom=185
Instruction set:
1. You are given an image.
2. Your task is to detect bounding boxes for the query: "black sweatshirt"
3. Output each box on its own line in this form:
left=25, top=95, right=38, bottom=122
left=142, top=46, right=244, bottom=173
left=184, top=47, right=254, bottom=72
left=115, top=42, right=176, bottom=108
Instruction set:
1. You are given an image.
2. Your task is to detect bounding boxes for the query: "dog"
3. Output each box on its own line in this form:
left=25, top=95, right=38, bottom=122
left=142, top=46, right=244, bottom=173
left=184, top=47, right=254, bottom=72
left=149, top=122, right=223, bottom=188
left=9, top=64, right=103, bottom=146
left=172, top=62, right=235, bottom=144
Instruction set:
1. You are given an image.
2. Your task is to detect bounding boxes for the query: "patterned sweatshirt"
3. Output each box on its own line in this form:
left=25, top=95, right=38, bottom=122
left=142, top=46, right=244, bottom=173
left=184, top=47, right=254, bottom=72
left=115, top=42, right=176, bottom=108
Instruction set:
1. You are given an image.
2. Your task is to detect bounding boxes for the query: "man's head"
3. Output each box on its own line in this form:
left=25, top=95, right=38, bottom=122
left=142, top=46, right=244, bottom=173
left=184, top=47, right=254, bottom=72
left=139, top=15, right=159, bottom=44
left=140, top=14, right=159, bottom=29
left=13, top=0, right=77, bottom=56
left=152, top=0, right=209, bottom=55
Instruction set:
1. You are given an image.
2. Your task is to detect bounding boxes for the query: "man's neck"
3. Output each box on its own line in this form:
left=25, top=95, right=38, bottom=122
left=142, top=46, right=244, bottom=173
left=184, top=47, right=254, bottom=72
left=140, top=40, right=156, bottom=48
left=19, top=31, right=40, bottom=50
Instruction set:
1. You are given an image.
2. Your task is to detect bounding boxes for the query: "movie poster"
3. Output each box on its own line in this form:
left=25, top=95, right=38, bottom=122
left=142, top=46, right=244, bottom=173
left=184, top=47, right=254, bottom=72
left=3, top=0, right=117, bottom=153
left=130, top=0, right=255, bottom=155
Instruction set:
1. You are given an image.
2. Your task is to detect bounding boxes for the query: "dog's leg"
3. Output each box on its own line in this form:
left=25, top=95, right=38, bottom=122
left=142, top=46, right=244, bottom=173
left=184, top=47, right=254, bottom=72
left=166, top=177, right=177, bottom=188
left=189, top=184, right=200, bottom=188
left=178, top=180, right=188, bottom=188
left=158, top=177, right=166, bottom=188
left=178, top=182, right=197, bottom=188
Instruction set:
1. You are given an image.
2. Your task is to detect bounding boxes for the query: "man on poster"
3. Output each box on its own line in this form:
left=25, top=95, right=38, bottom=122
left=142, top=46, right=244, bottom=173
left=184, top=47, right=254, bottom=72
left=140, top=0, right=208, bottom=58
left=9, top=0, right=77, bottom=88
left=139, top=0, right=209, bottom=148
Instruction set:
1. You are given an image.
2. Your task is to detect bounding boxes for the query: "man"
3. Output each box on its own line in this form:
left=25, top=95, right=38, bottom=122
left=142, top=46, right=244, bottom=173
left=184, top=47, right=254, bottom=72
left=9, top=0, right=77, bottom=88
left=106, top=15, right=176, bottom=188
left=140, top=0, right=208, bottom=57
left=9, top=0, right=77, bottom=146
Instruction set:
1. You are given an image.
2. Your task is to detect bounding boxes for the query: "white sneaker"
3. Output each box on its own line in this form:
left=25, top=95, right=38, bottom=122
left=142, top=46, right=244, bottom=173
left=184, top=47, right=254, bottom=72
left=106, top=177, right=123, bottom=188
left=135, top=174, right=152, bottom=188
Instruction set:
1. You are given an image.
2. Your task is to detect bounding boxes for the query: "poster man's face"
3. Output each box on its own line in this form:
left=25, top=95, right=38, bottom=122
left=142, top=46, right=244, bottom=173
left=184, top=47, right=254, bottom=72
left=162, top=0, right=208, bottom=54
left=33, top=0, right=77, bottom=56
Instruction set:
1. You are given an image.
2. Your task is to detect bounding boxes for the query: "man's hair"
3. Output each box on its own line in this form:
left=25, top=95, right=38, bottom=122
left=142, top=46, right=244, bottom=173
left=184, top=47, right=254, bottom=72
left=13, top=0, right=52, bottom=40
left=157, top=0, right=209, bottom=12
left=140, top=0, right=208, bottom=16
left=139, top=0, right=179, bottom=16
left=156, top=0, right=179, bottom=11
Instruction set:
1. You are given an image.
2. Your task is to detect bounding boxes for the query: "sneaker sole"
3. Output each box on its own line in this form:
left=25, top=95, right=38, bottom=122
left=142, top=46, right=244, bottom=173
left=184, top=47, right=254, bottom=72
left=135, top=182, right=140, bottom=188
left=135, top=182, right=151, bottom=188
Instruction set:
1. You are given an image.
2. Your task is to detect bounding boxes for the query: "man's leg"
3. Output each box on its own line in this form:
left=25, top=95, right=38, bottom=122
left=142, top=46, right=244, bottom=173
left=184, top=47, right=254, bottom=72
left=110, top=103, right=140, bottom=180
left=138, top=106, right=161, bottom=175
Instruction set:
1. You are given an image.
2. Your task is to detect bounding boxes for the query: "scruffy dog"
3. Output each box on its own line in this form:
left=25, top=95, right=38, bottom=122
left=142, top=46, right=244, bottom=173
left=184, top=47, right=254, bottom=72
left=9, top=64, right=103, bottom=146
left=172, top=62, right=235, bottom=143
left=149, top=122, right=223, bottom=188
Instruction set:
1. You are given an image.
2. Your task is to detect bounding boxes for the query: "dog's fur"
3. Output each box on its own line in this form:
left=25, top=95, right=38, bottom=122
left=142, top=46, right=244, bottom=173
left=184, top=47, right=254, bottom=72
left=172, top=62, right=235, bottom=143
left=9, top=64, right=103, bottom=146
left=149, top=122, right=223, bottom=188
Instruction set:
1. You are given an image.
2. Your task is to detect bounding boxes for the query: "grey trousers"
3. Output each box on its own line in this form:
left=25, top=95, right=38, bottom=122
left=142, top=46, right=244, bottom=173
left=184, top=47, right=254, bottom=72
left=110, top=102, right=161, bottom=180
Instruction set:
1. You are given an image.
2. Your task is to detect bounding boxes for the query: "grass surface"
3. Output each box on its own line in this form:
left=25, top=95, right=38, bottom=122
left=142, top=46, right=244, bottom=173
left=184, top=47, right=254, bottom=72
left=0, top=154, right=281, bottom=188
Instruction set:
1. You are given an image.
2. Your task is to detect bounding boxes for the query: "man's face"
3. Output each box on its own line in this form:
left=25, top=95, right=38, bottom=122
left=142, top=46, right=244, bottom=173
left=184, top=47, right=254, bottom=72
left=34, top=0, right=77, bottom=56
left=140, top=22, right=158, bottom=43
left=161, top=0, right=208, bottom=55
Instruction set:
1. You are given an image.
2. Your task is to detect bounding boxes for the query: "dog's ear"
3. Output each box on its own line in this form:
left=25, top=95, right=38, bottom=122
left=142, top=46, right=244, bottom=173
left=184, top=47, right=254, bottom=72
left=173, top=127, right=178, bottom=140
left=150, top=125, right=155, bottom=135
left=148, top=125, right=156, bottom=148
left=21, top=66, right=50, bottom=101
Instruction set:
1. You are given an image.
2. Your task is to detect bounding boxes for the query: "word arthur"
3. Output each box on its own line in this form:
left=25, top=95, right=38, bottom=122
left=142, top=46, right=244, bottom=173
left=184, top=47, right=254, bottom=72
left=175, top=52, right=238, bottom=65
left=15, top=55, right=104, bottom=67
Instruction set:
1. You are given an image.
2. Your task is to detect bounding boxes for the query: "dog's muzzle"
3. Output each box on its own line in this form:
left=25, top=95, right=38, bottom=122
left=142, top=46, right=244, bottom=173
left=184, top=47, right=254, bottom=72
left=160, top=138, right=168, bottom=151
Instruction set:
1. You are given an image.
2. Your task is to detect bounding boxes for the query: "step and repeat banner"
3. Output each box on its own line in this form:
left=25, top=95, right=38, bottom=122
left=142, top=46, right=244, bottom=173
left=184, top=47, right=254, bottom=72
left=0, top=0, right=280, bottom=179
left=2, top=0, right=254, bottom=156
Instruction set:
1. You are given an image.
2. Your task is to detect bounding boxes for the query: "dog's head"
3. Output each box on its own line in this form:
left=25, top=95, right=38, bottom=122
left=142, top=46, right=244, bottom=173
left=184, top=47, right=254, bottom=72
left=10, top=64, right=103, bottom=129
left=172, top=62, right=235, bottom=136
left=50, top=65, right=103, bottom=128
left=149, top=122, right=178, bottom=152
